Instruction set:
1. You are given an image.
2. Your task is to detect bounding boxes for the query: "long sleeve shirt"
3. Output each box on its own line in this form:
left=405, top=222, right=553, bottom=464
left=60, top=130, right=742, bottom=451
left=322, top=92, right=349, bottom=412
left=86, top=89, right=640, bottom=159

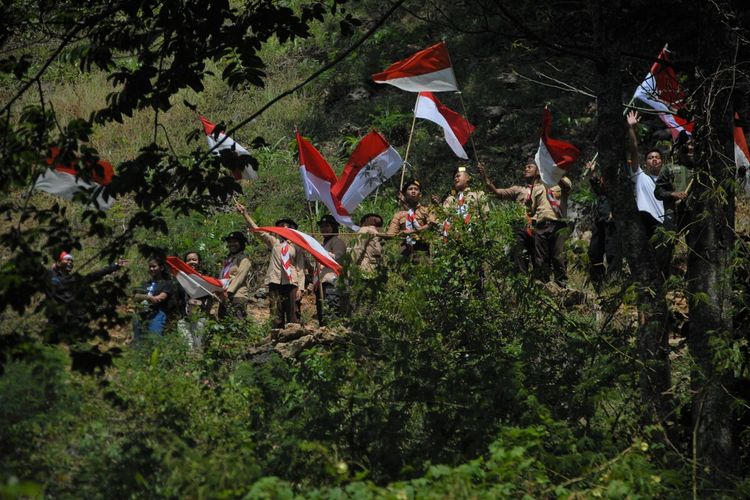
left=255, top=232, right=306, bottom=289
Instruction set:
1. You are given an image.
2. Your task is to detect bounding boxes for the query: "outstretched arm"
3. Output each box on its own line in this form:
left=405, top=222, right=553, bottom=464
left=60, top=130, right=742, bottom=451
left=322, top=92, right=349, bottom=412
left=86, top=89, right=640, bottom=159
left=477, top=163, right=502, bottom=196
left=626, top=111, right=640, bottom=173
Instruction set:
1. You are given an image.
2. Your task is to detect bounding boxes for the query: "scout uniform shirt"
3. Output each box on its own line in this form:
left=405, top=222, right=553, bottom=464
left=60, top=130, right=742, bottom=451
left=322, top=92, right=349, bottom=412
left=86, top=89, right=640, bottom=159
left=348, top=226, right=382, bottom=274
left=442, top=188, right=490, bottom=220
left=256, top=232, right=306, bottom=290
left=220, top=252, right=252, bottom=302
left=318, top=235, right=347, bottom=285
left=492, top=185, right=530, bottom=204
left=387, top=204, right=436, bottom=251
left=526, top=182, right=559, bottom=224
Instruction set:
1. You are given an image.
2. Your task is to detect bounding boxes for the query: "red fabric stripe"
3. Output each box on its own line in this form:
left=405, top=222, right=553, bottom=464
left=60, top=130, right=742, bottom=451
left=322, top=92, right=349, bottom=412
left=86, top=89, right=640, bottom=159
left=200, top=115, right=216, bottom=135
left=166, top=256, right=225, bottom=288
left=253, top=227, right=342, bottom=275
left=296, top=131, right=338, bottom=184
left=540, top=109, right=580, bottom=170
left=48, top=147, right=114, bottom=185
left=332, top=131, right=389, bottom=200
left=419, top=92, right=475, bottom=144
left=372, top=41, right=452, bottom=81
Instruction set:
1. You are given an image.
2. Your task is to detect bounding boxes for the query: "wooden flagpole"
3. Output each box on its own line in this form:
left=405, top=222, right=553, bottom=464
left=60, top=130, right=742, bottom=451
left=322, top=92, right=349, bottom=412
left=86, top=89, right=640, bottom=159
left=398, top=97, right=420, bottom=192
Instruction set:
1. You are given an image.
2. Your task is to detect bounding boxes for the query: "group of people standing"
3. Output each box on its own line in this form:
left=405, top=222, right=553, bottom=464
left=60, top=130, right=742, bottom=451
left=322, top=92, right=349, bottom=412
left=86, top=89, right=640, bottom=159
left=46, top=110, right=708, bottom=342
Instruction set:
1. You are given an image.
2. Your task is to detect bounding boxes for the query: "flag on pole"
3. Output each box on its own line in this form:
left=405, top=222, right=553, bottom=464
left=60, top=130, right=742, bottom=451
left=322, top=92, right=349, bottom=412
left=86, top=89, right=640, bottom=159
left=534, top=108, right=580, bottom=186
left=165, top=256, right=228, bottom=299
left=414, top=92, right=475, bottom=159
left=734, top=113, right=750, bottom=168
left=632, top=46, right=694, bottom=140
left=34, top=147, right=115, bottom=209
left=252, top=227, right=342, bottom=275
left=296, top=131, right=357, bottom=229
left=200, top=115, right=258, bottom=180
left=332, top=131, right=403, bottom=212
left=372, top=41, right=458, bottom=92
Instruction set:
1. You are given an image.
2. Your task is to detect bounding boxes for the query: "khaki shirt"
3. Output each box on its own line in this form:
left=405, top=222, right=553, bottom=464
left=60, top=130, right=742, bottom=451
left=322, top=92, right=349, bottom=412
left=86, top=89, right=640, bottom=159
left=492, top=185, right=529, bottom=204
left=527, top=183, right=558, bottom=223
left=319, top=236, right=346, bottom=284
left=348, top=226, right=382, bottom=274
left=221, top=252, right=252, bottom=300
left=547, top=176, right=572, bottom=218
left=387, top=204, right=436, bottom=235
left=442, top=188, right=489, bottom=219
left=255, top=232, right=306, bottom=289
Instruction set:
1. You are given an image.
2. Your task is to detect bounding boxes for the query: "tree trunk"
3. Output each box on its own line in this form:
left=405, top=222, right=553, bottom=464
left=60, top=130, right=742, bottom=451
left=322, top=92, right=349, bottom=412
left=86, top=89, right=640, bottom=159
left=590, top=0, right=673, bottom=428
left=686, top=2, right=739, bottom=485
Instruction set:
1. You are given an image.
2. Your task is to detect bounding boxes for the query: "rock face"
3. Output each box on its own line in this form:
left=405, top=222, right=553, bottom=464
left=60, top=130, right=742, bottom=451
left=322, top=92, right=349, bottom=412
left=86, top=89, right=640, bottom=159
left=246, top=323, right=348, bottom=361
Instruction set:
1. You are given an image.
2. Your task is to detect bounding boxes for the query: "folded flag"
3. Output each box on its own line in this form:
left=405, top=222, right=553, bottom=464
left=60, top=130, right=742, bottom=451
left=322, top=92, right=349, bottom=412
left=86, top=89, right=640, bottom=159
left=34, top=147, right=115, bottom=209
left=296, top=131, right=357, bottom=229
left=534, top=108, right=580, bottom=186
left=252, top=227, right=342, bottom=275
left=200, top=115, right=258, bottom=180
left=372, top=41, right=458, bottom=92
left=166, top=256, right=228, bottom=299
left=332, top=131, right=403, bottom=212
left=633, top=46, right=693, bottom=140
left=414, top=92, right=475, bottom=159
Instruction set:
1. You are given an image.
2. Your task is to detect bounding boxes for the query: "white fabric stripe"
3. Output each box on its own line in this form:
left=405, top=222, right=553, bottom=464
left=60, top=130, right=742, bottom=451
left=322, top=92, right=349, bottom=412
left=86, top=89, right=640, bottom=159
left=414, top=94, right=468, bottom=159
left=175, top=271, right=225, bottom=299
left=735, top=142, right=750, bottom=168
left=206, top=133, right=257, bottom=179
left=299, top=165, right=358, bottom=230
left=374, top=67, right=458, bottom=92
left=535, top=140, right=566, bottom=187
left=34, top=169, right=114, bottom=209
left=339, top=147, right=402, bottom=212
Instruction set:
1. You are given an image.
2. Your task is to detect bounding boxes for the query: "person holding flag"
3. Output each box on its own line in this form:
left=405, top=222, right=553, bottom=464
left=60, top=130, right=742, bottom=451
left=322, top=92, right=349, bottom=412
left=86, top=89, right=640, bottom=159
left=216, top=231, right=252, bottom=320
left=235, top=202, right=306, bottom=328
left=440, top=165, right=489, bottom=241
left=387, top=179, right=437, bottom=263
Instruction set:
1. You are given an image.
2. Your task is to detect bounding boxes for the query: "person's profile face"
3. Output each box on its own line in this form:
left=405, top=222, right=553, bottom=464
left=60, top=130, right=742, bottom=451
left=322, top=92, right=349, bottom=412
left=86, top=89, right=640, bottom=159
left=523, top=163, right=538, bottom=179
left=453, top=171, right=470, bottom=190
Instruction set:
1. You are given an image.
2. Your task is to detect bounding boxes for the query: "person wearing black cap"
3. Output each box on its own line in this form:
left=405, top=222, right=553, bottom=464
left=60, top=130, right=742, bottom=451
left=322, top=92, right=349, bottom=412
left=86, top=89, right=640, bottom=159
left=235, top=202, right=305, bottom=327
left=349, top=213, right=384, bottom=275
left=315, top=214, right=347, bottom=325
left=440, top=165, right=489, bottom=240
left=217, top=230, right=252, bottom=319
left=387, top=179, right=436, bottom=262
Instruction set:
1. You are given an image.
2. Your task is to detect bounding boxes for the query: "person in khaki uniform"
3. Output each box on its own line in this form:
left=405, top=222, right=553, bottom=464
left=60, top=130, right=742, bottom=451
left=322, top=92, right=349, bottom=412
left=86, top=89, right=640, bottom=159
left=387, top=179, right=436, bottom=262
left=481, top=160, right=568, bottom=284
left=235, top=202, right=305, bottom=328
left=217, top=231, right=252, bottom=319
left=316, top=215, right=347, bottom=325
left=349, top=213, right=384, bottom=275
left=440, top=166, right=489, bottom=240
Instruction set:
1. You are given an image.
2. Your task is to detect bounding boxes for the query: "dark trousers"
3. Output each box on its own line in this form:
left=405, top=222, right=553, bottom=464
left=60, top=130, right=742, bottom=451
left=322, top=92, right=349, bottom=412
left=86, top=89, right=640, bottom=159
left=218, top=298, right=247, bottom=320
left=640, top=211, right=673, bottom=280
left=512, top=220, right=568, bottom=284
left=268, top=283, right=298, bottom=328
left=588, top=219, right=621, bottom=288
left=315, top=282, right=340, bottom=326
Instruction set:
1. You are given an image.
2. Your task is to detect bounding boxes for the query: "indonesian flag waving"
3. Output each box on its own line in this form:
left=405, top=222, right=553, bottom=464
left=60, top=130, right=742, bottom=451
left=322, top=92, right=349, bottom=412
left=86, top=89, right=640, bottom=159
left=633, top=46, right=694, bottom=140
left=734, top=113, right=750, bottom=169
left=34, top=147, right=115, bottom=210
left=166, top=256, right=228, bottom=299
left=414, top=92, right=475, bottom=159
left=372, top=41, right=458, bottom=92
left=534, top=108, right=580, bottom=187
left=200, top=115, right=258, bottom=180
left=252, top=227, right=342, bottom=275
left=332, top=131, right=403, bottom=212
left=296, top=131, right=357, bottom=229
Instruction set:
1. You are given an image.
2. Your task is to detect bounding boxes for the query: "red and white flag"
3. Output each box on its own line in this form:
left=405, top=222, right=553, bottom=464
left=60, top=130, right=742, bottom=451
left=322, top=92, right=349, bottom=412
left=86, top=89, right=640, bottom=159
left=332, top=131, right=403, bottom=212
left=200, top=116, right=258, bottom=180
left=414, top=92, right=475, bottom=159
left=534, top=108, right=580, bottom=186
left=633, top=46, right=694, bottom=140
left=734, top=113, right=750, bottom=168
left=166, top=256, right=228, bottom=299
left=296, top=131, right=357, bottom=229
left=34, top=147, right=115, bottom=209
left=252, top=227, right=342, bottom=275
left=372, top=41, right=458, bottom=92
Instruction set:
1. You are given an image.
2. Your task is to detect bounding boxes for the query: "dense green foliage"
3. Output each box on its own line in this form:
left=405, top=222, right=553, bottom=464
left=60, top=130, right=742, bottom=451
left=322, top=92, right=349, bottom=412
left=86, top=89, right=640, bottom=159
left=2, top=0, right=750, bottom=497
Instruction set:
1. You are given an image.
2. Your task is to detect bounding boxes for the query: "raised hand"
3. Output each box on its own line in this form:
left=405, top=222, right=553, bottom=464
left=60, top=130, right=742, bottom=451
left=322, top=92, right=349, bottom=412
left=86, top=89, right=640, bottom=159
left=626, top=110, right=640, bottom=128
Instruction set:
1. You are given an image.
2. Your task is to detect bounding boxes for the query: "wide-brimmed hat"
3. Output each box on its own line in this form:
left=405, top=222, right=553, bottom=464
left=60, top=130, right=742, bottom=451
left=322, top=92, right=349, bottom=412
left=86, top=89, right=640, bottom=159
left=224, top=231, right=248, bottom=244
left=317, top=214, right=339, bottom=228
left=274, top=218, right=298, bottom=230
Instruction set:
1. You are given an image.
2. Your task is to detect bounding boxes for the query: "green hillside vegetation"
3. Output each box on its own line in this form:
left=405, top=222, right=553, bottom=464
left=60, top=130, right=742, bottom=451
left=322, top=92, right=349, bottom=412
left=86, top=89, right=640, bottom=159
left=2, top=0, right=750, bottom=498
